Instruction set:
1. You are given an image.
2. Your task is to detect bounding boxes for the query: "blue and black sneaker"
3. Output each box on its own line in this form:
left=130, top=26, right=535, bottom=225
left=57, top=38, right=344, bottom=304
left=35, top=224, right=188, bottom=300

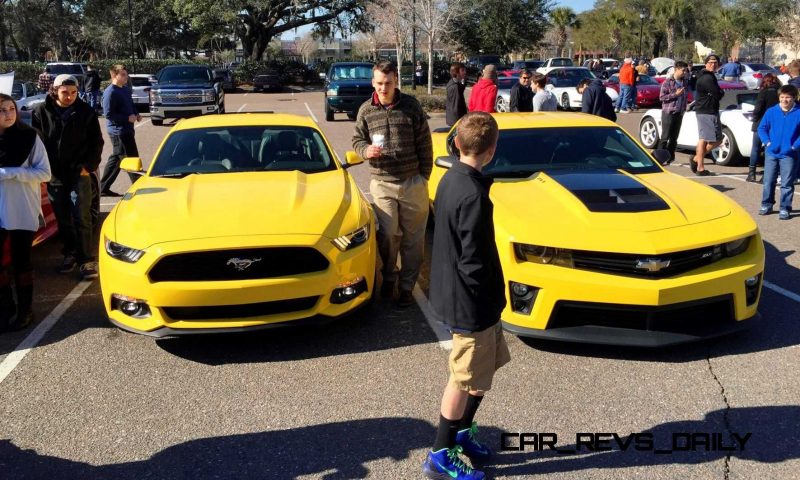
left=455, top=422, right=492, bottom=463
left=423, top=445, right=485, bottom=479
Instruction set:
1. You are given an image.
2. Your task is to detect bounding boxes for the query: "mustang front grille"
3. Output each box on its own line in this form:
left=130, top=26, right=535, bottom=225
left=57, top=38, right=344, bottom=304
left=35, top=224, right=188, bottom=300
left=163, top=296, right=319, bottom=320
left=148, top=247, right=329, bottom=282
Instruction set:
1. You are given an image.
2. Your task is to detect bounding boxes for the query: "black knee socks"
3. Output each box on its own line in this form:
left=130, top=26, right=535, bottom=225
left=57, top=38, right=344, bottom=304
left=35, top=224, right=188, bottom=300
left=433, top=415, right=462, bottom=452
left=460, top=394, right=484, bottom=430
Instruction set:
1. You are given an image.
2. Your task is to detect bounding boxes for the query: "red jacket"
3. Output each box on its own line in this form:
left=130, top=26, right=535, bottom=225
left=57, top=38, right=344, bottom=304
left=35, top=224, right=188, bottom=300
left=618, top=63, right=634, bottom=86
left=468, top=78, right=498, bottom=113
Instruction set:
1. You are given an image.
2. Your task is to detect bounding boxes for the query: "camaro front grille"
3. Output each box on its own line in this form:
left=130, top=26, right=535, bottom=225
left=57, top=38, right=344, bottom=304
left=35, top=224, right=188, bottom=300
left=159, top=90, right=204, bottom=104
left=162, top=296, right=319, bottom=320
left=571, top=246, right=720, bottom=278
left=148, top=247, right=329, bottom=282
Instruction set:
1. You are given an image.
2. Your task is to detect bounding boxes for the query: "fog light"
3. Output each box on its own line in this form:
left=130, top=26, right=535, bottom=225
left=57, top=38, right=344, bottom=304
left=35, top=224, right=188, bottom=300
left=330, top=277, right=368, bottom=304
left=510, top=281, right=539, bottom=315
left=745, top=274, right=761, bottom=306
left=111, top=293, right=152, bottom=318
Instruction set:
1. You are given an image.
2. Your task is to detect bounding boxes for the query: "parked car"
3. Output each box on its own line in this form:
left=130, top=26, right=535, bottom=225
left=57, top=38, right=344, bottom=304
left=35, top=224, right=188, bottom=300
left=544, top=67, right=618, bottom=111
left=45, top=62, right=87, bottom=89
left=605, top=73, right=685, bottom=108
left=252, top=70, right=281, bottom=92
left=429, top=112, right=764, bottom=346
left=639, top=91, right=759, bottom=165
left=100, top=113, right=376, bottom=336
left=148, top=65, right=225, bottom=126
left=511, top=60, right=544, bottom=73
left=322, top=62, right=374, bottom=121
left=581, top=58, right=619, bottom=71
left=494, top=76, right=520, bottom=112
left=466, top=54, right=504, bottom=83
left=10, top=81, right=46, bottom=112
left=128, top=74, right=153, bottom=112
left=738, top=63, right=779, bottom=90
left=536, top=57, right=575, bottom=75
left=213, top=68, right=235, bottom=92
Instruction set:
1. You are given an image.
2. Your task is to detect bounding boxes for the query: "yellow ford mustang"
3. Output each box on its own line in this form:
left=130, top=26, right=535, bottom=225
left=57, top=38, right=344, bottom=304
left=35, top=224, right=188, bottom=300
left=430, top=113, right=764, bottom=347
left=100, top=113, right=376, bottom=336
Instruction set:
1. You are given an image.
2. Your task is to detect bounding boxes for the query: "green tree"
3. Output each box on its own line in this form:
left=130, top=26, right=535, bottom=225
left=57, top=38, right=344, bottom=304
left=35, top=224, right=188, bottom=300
left=654, top=0, right=694, bottom=58
left=740, top=0, right=792, bottom=62
left=713, top=6, right=744, bottom=59
left=550, top=6, right=580, bottom=57
left=448, top=0, right=551, bottom=55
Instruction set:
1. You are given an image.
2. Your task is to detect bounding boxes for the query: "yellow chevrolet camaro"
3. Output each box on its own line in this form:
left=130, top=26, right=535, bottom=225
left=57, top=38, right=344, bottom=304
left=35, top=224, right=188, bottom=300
left=430, top=113, right=764, bottom=347
left=100, top=113, right=376, bottom=336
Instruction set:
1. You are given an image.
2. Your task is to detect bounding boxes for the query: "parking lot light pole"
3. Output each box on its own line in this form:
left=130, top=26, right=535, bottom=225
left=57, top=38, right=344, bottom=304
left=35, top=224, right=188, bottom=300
left=638, top=12, right=645, bottom=59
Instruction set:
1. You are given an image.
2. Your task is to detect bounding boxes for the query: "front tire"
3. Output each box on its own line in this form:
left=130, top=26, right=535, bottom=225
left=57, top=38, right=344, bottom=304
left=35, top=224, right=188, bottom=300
left=325, top=103, right=334, bottom=121
left=560, top=93, right=571, bottom=111
left=639, top=117, right=660, bottom=149
left=151, top=118, right=163, bottom=126
left=711, top=127, right=740, bottom=166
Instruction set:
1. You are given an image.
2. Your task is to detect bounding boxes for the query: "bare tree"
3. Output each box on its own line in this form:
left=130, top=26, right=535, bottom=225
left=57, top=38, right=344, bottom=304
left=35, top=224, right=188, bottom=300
left=295, top=33, right=319, bottom=64
left=783, top=3, right=800, bottom=59
left=367, top=0, right=412, bottom=88
left=407, top=0, right=463, bottom=94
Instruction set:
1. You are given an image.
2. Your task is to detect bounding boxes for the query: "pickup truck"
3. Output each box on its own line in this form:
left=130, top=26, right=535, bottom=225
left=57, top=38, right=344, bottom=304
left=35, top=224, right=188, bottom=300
left=322, top=62, right=374, bottom=121
left=148, top=65, right=225, bottom=126
left=536, top=57, right=575, bottom=75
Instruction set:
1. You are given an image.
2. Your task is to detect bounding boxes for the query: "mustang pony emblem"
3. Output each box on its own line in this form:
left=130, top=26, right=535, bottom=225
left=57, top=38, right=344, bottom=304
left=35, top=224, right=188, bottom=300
left=635, top=258, right=671, bottom=273
left=227, top=257, right=263, bottom=271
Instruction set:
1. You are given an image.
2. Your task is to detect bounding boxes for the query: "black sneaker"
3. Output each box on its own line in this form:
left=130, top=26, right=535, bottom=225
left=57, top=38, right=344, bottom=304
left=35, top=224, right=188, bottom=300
left=689, top=159, right=698, bottom=173
left=696, top=169, right=711, bottom=176
left=398, top=289, right=415, bottom=308
left=80, top=261, right=99, bottom=280
left=380, top=280, right=396, bottom=299
left=58, top=255, right=77, bottom=274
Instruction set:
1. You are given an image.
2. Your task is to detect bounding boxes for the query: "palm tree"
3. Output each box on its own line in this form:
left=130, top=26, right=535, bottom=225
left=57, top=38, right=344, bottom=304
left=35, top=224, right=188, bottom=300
left=654, top=0, right=694, bottom=58
left=604, top=10, right=627, bottom=58
left=714, top=7, right=743, bottom=59
left=550, top=7, right=581, bottom=58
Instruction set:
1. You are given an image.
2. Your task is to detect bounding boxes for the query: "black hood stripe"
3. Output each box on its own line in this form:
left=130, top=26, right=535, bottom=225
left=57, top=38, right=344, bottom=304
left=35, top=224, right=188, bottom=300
left=548, top=170, right=670, bottom=213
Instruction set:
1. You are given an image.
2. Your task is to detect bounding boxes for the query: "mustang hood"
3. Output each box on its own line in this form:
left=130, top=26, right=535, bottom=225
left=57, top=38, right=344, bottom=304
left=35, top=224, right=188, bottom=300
left=491, top=169, right=736, bottom=251
left=112, top=170, right=356, bottom=247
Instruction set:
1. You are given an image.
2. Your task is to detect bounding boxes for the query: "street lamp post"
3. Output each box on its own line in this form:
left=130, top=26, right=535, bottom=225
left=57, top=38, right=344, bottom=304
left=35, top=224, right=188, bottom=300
left=638, top=12, right=645, bottom=60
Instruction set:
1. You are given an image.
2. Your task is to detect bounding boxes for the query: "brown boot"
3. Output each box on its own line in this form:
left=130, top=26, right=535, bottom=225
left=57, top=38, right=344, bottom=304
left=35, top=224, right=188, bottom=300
left=746, top=166, right=758, bottom=183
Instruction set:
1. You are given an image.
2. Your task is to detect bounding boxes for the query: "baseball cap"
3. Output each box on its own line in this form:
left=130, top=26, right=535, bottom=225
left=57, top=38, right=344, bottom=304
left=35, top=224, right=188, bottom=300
left=53, top=74, right=78, bottom=87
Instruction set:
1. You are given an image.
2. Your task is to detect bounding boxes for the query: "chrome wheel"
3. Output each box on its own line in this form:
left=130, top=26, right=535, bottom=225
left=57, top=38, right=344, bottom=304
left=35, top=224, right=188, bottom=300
left=639, top=118, right=659, bottom=149
left=496, top=96, right=508, bottom=113
left=711, top=127, right=739, bottom=165
left=561, top=93, right=571, bottom=111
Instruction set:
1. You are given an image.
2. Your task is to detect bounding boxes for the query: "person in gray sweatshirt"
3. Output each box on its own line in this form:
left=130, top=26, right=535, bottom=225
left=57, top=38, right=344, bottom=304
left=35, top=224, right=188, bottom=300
left=531, top=73, right=557, bottom=111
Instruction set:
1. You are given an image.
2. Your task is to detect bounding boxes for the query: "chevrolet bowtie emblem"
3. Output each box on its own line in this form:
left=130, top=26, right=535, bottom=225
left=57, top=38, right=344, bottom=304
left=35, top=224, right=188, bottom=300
left=635, top=258, right=671, bottom=272
left=227, top=257, right=262, bottom=271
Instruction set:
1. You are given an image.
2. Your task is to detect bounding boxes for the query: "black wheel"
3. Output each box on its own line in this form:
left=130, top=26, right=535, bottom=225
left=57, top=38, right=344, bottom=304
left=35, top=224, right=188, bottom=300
left=347, top=112, right=357, bottom=120
left=325, top=103, right=334, bottom=121
left=560, top=93, right=571, bottom=111
left=639, top=117, right=660, bottom=149
left=711, top=127, right=741, bottom=166
left=151, top=118, right=163, bottom=126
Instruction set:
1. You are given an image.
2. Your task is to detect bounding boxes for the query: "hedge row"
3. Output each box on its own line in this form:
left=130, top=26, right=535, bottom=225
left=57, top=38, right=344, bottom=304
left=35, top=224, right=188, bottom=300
left=400, top=86, right=446, bottom=113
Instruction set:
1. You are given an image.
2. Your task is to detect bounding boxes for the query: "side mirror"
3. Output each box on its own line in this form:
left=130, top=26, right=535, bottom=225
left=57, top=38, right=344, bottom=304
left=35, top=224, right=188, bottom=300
left=651, top=149, right=671, bottom=166
left=121, top=157, right=144, bottom=175
left=343, top=151, right=364, bottom=168
left=435, top=156, right=457, bottom=169
left=319, top=72, right=327, bottom=80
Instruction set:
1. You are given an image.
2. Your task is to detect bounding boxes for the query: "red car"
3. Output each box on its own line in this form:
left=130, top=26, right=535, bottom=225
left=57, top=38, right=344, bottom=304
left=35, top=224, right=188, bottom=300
left=605, top=74, right=691, bottom=107
left=653, top=75, right=747, bottom=92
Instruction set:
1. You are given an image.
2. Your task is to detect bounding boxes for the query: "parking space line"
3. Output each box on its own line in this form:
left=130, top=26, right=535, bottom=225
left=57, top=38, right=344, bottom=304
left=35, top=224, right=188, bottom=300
left=304, top=102, right=318, bottom=123
left=676, top=163, right=800, bottom=197
left=237, top=104, right=247, bottom=113
left=764, top=281, right=800, bottom=303
left=412, top=285, right=452, bottom=350
left=0, top=280, right=93, bottom=385
left=135, top=119, right=150, bottom=129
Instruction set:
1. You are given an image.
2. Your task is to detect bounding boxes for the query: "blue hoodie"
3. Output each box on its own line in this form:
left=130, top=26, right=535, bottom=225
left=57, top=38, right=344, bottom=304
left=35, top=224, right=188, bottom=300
left=758, top=103, right=800, bottom=158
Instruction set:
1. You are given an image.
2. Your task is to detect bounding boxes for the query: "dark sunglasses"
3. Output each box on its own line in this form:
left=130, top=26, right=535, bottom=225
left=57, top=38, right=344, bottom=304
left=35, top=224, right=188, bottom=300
left=521, top=76, right=531, bottom=80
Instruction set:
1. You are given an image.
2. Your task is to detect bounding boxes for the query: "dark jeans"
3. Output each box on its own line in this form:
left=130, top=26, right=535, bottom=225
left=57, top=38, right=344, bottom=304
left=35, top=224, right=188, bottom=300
left=101, top=131, right=139, bottom=193
left=762, top=154, right=796, bottom=211
left=0, top=229, right=34, bottom=275
left=47, top=176, right=94, bottom=263
left=659, top=111, right=684, bottom=160
left=749, top=131, right=763, bottom=168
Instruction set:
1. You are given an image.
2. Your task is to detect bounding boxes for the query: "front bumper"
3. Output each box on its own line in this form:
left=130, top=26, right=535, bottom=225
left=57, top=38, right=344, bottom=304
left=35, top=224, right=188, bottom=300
left=99, top=233, right=376, bottom=336
left=327, top=96, right=372, bottom=113
left=501, top=236, right=765, bottom=347
left=150, top=103, right=220, bottom=120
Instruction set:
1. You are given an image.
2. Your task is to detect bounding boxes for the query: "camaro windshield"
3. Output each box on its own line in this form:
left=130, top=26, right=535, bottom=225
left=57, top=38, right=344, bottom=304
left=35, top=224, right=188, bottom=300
left=149, top=126, right=337, bottom=177
left=475, top=127, right=661, bottom=177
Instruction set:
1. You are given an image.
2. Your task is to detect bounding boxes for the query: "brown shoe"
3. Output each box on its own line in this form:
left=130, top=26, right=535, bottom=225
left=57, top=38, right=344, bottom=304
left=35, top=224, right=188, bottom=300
left=398, top=290, right=415, bottom=308
left=381, top=280, right=396, bottom=299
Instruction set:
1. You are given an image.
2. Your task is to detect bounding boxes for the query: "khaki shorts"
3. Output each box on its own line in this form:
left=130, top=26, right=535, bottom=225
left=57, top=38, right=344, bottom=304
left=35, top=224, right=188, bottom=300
left=448, top=323, right=511, bottom=393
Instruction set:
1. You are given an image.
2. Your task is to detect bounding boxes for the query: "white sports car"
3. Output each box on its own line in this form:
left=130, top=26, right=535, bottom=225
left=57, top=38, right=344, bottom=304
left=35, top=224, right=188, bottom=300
left=638, top=91, right=759, bottom=166
left=545, top=67, right=618, bottom=111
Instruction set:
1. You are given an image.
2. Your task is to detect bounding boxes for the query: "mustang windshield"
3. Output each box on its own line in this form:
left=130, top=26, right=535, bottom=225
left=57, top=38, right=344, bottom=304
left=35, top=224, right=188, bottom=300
left=150, top=126, right=337, bottom=176
left=476, top=127, right=661, bottom=178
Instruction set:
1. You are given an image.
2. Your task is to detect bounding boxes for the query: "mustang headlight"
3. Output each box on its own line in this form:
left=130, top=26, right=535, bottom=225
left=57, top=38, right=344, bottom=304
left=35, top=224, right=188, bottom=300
left=723, top=236, right=751, bottom=257
left=105, top=238, right=145, bottom=263
left=332, top=224, right=370, bottom=252
left=201, top=88, right=216, bottom=102
left=514, top=243, right=574, bottom=268
left=149, top=90, right=162, bottom=104
left=326, top=87, right=338, bottom=96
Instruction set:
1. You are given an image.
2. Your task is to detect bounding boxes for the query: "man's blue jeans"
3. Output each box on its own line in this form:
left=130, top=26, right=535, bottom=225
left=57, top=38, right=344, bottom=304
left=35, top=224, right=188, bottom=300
left=749, top=131, right=762, bottom=168
left=762, top=154, right=797, bottom=211
left=616, top=85, right=631, bottom=111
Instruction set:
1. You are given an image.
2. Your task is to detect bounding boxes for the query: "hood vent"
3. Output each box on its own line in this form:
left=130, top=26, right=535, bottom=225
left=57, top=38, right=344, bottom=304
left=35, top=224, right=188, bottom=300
left=549, top=170, right=670, bottom=213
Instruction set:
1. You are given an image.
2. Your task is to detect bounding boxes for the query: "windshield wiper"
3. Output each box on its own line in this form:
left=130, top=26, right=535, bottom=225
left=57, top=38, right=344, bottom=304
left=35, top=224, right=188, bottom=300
left=153, top=172, right=199, bottom=178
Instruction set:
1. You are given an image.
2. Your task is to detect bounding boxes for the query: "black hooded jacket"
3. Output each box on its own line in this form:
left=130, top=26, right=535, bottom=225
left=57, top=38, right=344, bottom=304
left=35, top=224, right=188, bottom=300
left=694, top=70, right=724, bottom=114
left=581, top=79, right=616, bottom=121
left=32, top=95, right=103, bottom=185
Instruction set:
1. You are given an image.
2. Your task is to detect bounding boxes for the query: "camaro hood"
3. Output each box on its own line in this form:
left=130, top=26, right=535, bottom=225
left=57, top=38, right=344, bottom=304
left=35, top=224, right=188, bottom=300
left=491, top=170, right=737, bottom=251
left=112, top=170, right=356, bottom=247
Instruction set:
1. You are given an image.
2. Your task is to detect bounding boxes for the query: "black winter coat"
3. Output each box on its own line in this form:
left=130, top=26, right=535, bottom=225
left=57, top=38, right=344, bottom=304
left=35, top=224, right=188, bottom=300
left=752, top=85, right=779, bottom=132
left=84, top=70, right=101, bottom=92
left=32, top=96, right=104, bottom=185
left=581, top=79, right=616, bottom=121
left=694, top=70, right=724, bottom=114
left=510, top=82, right=533, bottom=112
left=430, top=161, right=506, bottom=332
left=445, top=78, right=467, bottom=126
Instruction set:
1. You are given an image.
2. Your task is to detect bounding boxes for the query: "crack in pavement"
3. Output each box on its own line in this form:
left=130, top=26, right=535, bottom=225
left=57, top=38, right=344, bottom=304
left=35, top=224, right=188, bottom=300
left=707, top=351, right=733, bottom=480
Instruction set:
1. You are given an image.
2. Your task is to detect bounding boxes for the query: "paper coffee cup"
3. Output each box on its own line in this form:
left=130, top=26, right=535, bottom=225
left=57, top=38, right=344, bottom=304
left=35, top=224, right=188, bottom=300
left=372, top=134, right=385, bottom=148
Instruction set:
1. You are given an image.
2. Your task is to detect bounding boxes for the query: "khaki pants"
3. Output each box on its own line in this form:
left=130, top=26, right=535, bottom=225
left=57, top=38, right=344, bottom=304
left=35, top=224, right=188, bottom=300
left=370, top=175, right=429, bottom=292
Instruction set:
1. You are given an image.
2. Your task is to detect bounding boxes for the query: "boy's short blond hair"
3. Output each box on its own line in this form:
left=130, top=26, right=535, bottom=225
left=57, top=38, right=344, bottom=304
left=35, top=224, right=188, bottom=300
left=457, top=112, right=499, bottom=157
left=789, top=59, right=800, bottom=77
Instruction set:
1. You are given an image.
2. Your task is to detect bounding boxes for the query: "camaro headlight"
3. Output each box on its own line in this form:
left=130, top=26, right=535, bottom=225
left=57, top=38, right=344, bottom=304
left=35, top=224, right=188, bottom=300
left=332, top=224, right=370, bottom=252
left=105, top=238, right=145, bottom=263
left=514, top=243, right=574, bottom=268
left=723, top=236, right=751, bottom=257
left=326, top=88, right=338, bottom=96
left=149, top=90, right=162, bottom=103
left=201, top=89, right=216, bottom=102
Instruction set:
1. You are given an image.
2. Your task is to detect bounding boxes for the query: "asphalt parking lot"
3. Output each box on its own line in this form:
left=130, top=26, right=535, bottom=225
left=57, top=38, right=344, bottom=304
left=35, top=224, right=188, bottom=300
left=1, top=87, right=798, bottom=480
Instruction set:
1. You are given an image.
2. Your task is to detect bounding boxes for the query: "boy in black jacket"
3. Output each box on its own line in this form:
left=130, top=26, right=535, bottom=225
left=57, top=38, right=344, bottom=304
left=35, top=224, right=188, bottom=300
left=424, top=112, right=508, bottom=480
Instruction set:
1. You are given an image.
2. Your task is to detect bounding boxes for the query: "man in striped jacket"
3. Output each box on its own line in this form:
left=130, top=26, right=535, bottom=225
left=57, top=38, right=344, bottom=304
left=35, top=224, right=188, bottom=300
left=352, top=61, right=433, bottom=307
left=658, top=61, right=689, bottom=164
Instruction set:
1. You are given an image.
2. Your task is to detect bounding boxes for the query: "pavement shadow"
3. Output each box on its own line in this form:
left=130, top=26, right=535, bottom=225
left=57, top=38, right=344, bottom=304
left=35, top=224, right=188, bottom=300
left=487, top=405, right=800, bottom=476
left=156, top=299, right=439, bottom=365
left=0, top=417, right=434, bottom=480
left=518, top=240, right=800, bottom=363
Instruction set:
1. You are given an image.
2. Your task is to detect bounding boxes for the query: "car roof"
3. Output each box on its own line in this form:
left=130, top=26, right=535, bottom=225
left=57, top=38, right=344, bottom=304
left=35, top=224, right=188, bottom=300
left=489, top=112, right=616, bottom=129
left=170, top=113, right=320, bottom=132
left=331, top=62, right=373, bottom=66
left=128, top=73, right=153, bottom=77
